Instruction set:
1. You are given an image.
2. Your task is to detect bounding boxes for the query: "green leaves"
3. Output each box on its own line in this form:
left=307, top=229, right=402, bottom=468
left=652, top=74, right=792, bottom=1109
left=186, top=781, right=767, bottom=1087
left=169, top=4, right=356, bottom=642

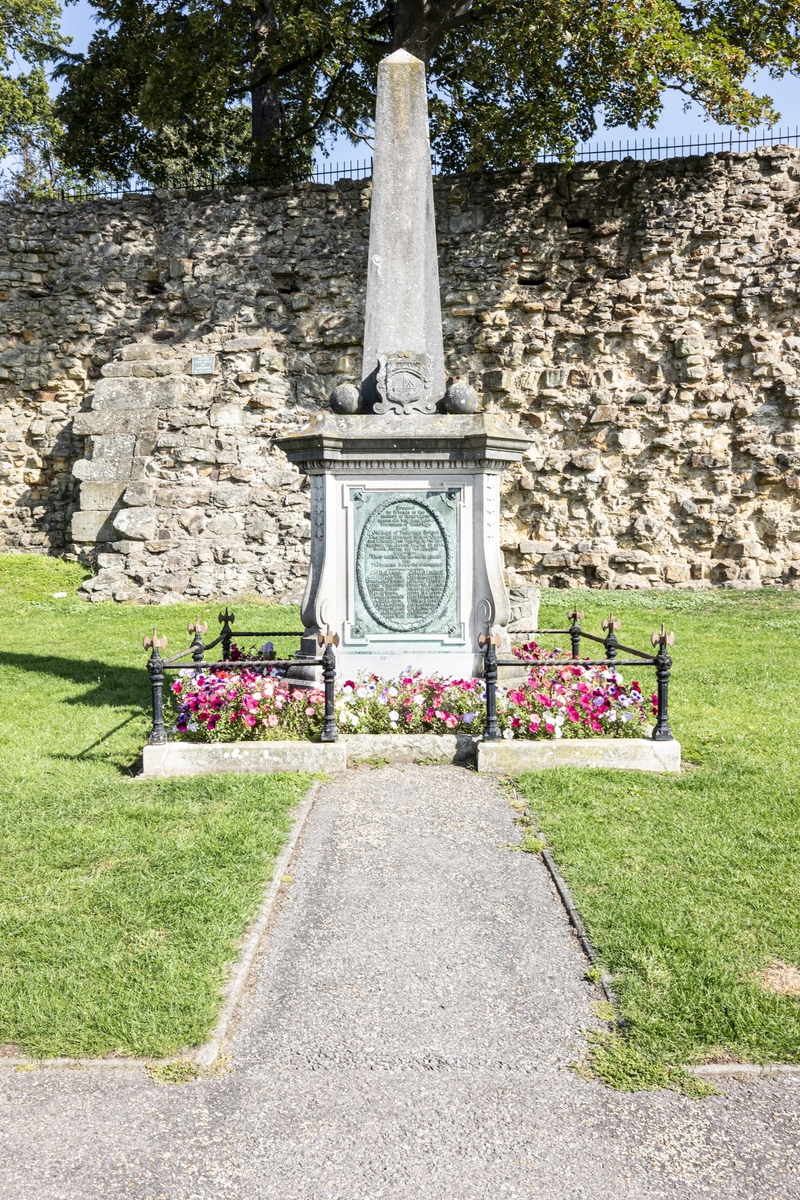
left=0, top=0, right=67, bottom=193
left=30, top=0, right=800, bottom=186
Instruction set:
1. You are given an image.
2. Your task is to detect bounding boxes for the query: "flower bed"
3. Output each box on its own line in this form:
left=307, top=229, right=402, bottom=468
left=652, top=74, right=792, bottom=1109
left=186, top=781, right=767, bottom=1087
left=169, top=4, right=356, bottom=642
left=171, top=641, right=655, bottom=743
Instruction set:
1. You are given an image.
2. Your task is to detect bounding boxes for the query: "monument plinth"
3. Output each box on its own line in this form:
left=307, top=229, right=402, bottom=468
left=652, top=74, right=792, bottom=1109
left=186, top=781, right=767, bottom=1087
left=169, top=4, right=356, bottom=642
left=277, top=51, right=528, bottom=679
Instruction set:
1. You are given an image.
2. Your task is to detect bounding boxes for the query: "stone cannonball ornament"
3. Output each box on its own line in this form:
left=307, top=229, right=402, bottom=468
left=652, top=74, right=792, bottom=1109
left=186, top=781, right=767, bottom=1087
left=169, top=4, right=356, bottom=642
left=329, top=383, right=361, bottom=414
left=444, top=381, right=479, bottom=414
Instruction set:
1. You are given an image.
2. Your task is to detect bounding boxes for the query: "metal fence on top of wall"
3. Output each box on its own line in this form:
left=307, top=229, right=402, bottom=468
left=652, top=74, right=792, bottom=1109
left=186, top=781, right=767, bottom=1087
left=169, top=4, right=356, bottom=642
left=29, top=125, right=800, bottom=202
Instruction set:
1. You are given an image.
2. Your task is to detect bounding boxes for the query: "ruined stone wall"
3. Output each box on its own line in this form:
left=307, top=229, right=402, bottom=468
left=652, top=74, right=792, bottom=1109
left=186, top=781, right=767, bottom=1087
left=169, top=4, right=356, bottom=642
left=2, top=145, right=800, bottom=602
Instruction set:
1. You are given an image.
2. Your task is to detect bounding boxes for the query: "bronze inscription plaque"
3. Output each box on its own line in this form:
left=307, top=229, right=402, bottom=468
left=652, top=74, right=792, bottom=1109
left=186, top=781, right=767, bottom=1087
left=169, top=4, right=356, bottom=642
left=352, top=491, right=459, bottom=636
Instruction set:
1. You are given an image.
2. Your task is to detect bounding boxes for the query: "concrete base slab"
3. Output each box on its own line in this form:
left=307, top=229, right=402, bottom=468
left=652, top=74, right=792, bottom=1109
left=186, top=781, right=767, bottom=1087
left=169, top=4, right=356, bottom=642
left=141, top=740, right=346, bottom=778
left=343, top=732, right=477, bottom=765
left=477, top=737, right=681, bottom=774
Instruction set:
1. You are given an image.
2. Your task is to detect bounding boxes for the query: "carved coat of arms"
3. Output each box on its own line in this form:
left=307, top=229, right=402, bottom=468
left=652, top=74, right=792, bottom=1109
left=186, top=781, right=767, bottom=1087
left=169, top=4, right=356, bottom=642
left=374, top=351, right=437, bottom=415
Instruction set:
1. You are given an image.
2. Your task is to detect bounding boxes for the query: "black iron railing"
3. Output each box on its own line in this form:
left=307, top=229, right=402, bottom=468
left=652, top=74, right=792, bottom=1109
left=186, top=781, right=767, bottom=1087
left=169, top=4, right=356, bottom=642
left=37, top=124, right=800, bottom=204
left=143, top=609, right=339, bottom=745
left=478, top=609, right=675, bottom=743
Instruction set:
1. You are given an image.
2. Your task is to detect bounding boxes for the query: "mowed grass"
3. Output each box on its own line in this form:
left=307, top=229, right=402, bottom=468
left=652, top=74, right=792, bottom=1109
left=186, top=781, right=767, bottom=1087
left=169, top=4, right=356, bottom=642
left=516, top=587, right=800, bottom=1082
left=0, top=554, right=308, bottom=1059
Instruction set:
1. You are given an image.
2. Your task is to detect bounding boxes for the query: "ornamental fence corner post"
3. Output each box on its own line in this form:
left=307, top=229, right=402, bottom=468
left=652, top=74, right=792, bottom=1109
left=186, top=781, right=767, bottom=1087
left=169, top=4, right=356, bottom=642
left=568, top=608, right=584, bottom=659
left=602, top=612, right=621, bottom=664
left=218, top=607, right=235, bottom=661
left=651, top=625, right=676, bottom=742
left=318, top=628, right=339, bottom=743
left=143, top=628, right=169, bottom=745
left=188, top=618, right=208, bottom=666
left=479, top=630, right=502, bottom=741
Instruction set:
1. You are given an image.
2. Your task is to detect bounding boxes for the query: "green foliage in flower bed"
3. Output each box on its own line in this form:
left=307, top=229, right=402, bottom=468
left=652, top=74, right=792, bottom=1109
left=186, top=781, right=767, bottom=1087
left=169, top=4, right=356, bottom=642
left=0, top=555, right=308, bottom=1058
left=516, top=587, right=800, bottom=1086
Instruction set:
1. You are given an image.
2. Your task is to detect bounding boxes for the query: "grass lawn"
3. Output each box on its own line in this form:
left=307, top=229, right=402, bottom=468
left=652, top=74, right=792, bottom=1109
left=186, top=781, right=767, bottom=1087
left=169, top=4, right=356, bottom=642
left=516, top=587, right=800, bottom=1088
left=0, top=554, right=309, bottom=1059
left=3, top=553, right=799, bottom=1084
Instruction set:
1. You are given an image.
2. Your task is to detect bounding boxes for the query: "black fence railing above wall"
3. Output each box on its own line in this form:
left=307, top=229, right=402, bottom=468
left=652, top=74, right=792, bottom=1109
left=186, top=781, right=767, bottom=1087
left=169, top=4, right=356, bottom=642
left=478, top=610, right=675, bottom=744
left=538, top=124, right=800, bottom=163
left=31, top=124, right=800, bottom=203
left=143, top=610, right=339, bottom=745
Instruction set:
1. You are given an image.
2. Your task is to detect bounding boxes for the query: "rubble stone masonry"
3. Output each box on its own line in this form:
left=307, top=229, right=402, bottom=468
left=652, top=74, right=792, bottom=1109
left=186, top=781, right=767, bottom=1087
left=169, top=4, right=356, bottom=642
left=2, top=145, right=800, bottom=602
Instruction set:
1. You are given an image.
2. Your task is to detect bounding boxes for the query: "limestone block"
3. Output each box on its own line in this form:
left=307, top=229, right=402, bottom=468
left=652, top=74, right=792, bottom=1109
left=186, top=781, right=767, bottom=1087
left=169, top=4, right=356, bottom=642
left=71, top=509, right=118, bottom=542
left=477, top=738, right=681, bottom=774
left=617, top=428, right=643, bottom=450
left=223, top=337, right=264, bottom=352
left=72, top=457, right=133, bottom=482
left=610, top=550, right=651, bottom=565
left=79, top=481, right=127, bottom=510
left=206, top=513, right=242, bottom=536
left=141, top=740, right=346, bottom=778
left=91, top=433, right=137, bottom=458
left=210, top=403, right=244, bottom=428
left=113, top=506, right=158, bottom=541
left=73, top=409, right=158, bottom=436
left=123, top=481, right=156, bottom=506
left=148, top=570, right=190, bottom=593
left=343, top=733, right=476, bottom=765
left=92, top=377, right=181, bottom=411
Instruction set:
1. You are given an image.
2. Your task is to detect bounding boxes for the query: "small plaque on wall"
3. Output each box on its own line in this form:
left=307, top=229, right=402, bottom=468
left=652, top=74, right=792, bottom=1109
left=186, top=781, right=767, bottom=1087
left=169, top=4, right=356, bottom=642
left=191, top=354, right=216, bottom=375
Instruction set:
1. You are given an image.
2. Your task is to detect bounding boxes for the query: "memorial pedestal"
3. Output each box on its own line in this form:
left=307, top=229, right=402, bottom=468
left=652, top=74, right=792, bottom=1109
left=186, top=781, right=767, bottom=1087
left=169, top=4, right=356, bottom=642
left=277, top=412, right=528, bottom=679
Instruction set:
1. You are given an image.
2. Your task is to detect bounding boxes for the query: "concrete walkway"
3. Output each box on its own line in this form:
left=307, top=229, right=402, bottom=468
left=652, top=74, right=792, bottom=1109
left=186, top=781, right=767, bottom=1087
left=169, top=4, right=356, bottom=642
left=1, top=766, right=798, bottom=1199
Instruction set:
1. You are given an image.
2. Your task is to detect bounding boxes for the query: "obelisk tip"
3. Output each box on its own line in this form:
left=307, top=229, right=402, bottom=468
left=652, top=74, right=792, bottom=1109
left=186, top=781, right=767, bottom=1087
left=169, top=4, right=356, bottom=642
left=383, top=49, right=423, bottom=65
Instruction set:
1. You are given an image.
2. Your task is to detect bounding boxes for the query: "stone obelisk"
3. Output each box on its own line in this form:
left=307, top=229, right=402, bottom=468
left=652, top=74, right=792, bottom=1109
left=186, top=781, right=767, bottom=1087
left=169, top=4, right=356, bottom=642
left=277, top=50, right=528, bottom=681
left=361, top=50, right=446, bottom=411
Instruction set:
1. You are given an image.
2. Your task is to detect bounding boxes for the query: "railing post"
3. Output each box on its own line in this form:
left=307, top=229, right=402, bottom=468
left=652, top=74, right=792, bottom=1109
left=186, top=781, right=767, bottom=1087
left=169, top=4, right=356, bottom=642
left=143, top=628, right=169, bottom=745
left=218, top=607, right=235, bottom=661
left=188, top=617, right=208, bottom=666
left=602, top=612, right=621, bottom=663
left=318, top=628, right=340, bottom=743
left=568, top=607, right=584, bottom=659
left=479, top=631, right=502, bottom=741
left=651, top=624, right=676, bottom=742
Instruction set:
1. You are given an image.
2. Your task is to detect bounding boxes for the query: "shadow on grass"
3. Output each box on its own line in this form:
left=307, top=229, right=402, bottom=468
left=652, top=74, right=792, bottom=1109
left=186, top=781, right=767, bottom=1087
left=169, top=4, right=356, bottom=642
left=0, top=651, right=148, bottom=708
left=0, top=653, right=151, bottom=777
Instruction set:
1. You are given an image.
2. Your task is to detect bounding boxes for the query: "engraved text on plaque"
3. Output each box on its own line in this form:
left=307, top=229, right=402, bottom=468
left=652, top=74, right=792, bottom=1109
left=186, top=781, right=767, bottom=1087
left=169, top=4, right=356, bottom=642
left=352, top=491, right=460, bottom=636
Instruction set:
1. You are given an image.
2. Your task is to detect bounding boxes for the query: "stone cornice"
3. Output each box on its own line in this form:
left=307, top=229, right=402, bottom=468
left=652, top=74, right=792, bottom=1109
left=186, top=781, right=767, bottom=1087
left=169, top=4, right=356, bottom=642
left=275, top=412, right=529, bottom=471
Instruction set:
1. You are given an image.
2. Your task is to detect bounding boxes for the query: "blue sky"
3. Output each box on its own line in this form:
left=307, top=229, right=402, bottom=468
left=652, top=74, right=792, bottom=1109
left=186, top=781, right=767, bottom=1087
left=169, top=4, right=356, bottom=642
left=58, top=0, right=800, bottom=160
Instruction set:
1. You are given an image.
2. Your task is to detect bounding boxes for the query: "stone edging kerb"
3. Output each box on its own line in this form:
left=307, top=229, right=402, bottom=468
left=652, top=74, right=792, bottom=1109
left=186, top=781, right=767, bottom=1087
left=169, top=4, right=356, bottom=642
left=140, top=734, right=682, bottom=777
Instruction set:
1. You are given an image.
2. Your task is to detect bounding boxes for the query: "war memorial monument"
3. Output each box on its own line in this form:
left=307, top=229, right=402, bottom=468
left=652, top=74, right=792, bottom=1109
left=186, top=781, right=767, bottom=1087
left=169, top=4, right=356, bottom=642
left=278, top=49, right=529, bottom=680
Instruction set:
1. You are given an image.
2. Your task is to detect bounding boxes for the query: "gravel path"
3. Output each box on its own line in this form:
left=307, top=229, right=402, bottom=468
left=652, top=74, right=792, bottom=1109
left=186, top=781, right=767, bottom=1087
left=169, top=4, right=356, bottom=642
left=1, top=765, right=798, bottom=1199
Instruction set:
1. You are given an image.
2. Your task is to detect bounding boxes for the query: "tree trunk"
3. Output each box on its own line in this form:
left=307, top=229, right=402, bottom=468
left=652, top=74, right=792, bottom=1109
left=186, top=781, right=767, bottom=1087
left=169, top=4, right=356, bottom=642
left=249, top=0, right=283, bottom=178
left=391, top=0, right=474, bottom=64
left=251, top=77, right=283, bottom=146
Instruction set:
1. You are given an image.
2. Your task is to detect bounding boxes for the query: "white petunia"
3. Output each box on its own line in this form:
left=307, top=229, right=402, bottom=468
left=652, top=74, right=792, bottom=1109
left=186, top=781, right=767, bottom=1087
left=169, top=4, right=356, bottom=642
left=389, top=711, right=400, bottom=723
left=502, top=728, right=515, bottom=740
